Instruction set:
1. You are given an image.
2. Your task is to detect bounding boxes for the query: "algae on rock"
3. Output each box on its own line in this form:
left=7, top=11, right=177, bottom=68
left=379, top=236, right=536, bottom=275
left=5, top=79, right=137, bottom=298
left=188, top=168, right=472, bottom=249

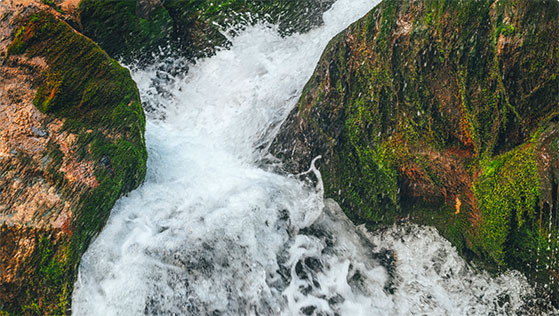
left=271, top=0, right=559, bottom=306
left=78, top=0, right=335, bottom=64
left=0, top=5, right=147, bottom=314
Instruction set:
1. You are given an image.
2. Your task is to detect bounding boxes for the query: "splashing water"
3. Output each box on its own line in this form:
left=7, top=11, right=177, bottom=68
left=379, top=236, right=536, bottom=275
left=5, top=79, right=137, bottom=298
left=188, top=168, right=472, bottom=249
left=72, top=1, right=547, bottom=315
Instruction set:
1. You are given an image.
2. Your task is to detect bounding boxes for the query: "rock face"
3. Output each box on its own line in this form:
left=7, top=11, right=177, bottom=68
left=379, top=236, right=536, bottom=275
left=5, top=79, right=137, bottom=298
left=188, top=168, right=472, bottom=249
left=271, top=0, right=558, bottom=305
left=0, top=1, right=147, bottom=314
left=77, top=0, right=335, bottom=64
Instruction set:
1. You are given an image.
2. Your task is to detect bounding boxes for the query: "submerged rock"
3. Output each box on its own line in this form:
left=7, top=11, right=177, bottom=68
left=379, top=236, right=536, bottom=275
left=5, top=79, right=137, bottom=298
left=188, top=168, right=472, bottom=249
left=0, top=1, right=147, bottom=314
left=271, top=0, right=558, bottom=305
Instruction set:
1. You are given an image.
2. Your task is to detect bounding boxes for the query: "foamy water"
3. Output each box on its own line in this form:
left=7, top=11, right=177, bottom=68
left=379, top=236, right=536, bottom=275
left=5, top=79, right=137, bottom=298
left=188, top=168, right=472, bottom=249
left=72, top=1, right=545, bottom=315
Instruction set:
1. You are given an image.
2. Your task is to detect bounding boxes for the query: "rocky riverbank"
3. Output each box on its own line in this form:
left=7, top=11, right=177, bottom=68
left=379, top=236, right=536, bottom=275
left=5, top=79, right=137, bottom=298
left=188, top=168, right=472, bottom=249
left=271, top=0, right=558, bottom=306
left=0, top=1, right=146, bottom=314
left=0, top=0, right=337, bottom=314
left=1, top=0, right=557, bottom=313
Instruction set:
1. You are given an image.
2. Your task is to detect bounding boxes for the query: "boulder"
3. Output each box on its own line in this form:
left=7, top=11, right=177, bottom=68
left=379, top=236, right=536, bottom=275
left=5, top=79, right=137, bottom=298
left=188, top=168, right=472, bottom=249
left=0, top=1, right=147, bottom=314
left=271, top=0, right=559, bottom=305
left=77, top=0, right=335, bottom=64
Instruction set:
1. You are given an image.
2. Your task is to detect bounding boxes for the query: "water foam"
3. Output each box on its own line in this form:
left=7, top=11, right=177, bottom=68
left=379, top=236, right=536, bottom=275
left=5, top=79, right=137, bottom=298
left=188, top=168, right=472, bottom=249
left=72, top=1, right=545, bottom=315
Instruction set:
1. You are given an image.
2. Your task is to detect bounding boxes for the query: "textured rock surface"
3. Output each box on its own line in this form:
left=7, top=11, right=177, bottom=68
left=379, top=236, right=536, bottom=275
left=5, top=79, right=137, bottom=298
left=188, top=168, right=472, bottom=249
left=271, top=0, right=558, bottom=305
left=0, top=1, right=147, bottom=314
left=78, top=0, right=335, bottom=64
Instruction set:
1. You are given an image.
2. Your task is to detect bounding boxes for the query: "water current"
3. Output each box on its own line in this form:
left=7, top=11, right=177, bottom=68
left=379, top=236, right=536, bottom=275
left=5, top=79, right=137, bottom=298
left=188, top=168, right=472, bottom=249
left=72, top=1, right=549, bottom=315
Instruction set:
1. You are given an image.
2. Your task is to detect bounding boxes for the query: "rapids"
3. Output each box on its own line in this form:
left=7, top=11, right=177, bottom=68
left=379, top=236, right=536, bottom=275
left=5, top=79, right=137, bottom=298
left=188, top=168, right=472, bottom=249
left=72, top=1, right=547, bottom=315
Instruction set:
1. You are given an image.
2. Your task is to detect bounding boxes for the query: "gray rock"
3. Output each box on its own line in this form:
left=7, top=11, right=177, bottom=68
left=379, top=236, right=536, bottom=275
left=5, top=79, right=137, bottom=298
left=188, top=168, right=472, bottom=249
left=30, top=126, right=48, bottom=138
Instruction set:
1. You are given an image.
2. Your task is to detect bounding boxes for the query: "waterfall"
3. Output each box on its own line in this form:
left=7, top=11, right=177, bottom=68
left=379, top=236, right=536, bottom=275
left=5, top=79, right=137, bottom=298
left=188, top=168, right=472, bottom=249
left=72, top=0, right=547, bottom=315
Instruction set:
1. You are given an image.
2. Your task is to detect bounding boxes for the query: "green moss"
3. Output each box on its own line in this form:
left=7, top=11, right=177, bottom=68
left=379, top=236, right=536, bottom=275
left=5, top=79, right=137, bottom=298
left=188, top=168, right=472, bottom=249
left=272, top=0, right=558, bottom=303
left=375, top=0, right=399, bottom=53
left=8, top=9, right=148, bottom=258
left=6, top=11, right=147, bottom=314
left=509, top=223, right=558, bottom=282
left=324, top=138, right=399, bottom=224
left=408, top=201, right=473, bottom=258
left=337, top=93, right=399, bottom=222
left=72, top=137, right=147, bottom=254
left=36, top=237, right=71, bottom=315
left=44, top=142, right=66, bottom=190
left=79, top=0, right=334, bottom=63
left=8, top=12, right=143, bottom=121
left=473, top=145, right=540, bottom=265
left=13, top=234, right=72, bottom=316
left=78, top=0, right=173, bottom=62
left=38, top=0, right=63, bottom=13
left=8, top=26, right=26, bottom=54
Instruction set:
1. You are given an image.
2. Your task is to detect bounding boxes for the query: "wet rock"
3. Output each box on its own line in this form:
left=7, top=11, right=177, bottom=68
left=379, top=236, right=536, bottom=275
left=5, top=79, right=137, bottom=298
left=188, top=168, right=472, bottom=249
left=0, top=1, right=147, bottom=314
left=271, top=0, right=559, bottom=305
left=78, top=0, right=335, bottom=65
left=301, top=305, right=316, bottom=315
left=30, top=126, right=48, bottom=138
left=136, top=0, right=163, bottom=20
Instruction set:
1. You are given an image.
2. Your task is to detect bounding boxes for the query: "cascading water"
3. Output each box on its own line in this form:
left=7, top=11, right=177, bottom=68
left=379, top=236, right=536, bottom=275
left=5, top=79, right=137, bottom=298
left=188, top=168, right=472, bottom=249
left=72, top=0, right=551, bottom=315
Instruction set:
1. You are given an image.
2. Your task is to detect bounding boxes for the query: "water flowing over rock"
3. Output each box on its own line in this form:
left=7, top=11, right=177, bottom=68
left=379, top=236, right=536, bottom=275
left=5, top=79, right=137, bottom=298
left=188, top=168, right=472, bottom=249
left=1, top=0, right=557, bottom=314
left=78, top=0, right=336, bottom=64
left=0, top=1, right=147, bottom=313
left=72, top=0, right=554, bottom=315
left=271, top=0, right=559, bottom=305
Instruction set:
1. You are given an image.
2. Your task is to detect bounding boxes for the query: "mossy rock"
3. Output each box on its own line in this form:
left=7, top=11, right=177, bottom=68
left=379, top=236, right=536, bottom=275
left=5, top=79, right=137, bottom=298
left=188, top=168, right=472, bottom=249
left=78, top=0, right=174, bottom=64
left=2, top=10, right=147, bottom=314
left=271, top=0, right=558, bottom=305
left=78, top=0, right=335, bottom=64
left=0, top=225, right=72, bottom=315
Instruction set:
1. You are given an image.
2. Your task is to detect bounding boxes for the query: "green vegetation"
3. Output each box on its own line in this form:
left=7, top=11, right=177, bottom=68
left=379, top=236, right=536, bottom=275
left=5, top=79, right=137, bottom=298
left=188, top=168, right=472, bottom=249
left=40, top=0, right=63, bottom=14
left=8, top=12, right=144, bottom=123
left=78, top=0, right=173, bottom=62
left=1, top=230, right=73, bottom=316
left=22, top=236, right=71, bottom=315
left=273, top=0, right=559, bottom=303
left=6, top=11, right=147, bottom=314
left=472, top=145, right=540, bottom=265
left=44, top=142, right=66, bottom=190
left=323, top=139, right=399, bottom=223
left=79, top=0, right=334, bottom=63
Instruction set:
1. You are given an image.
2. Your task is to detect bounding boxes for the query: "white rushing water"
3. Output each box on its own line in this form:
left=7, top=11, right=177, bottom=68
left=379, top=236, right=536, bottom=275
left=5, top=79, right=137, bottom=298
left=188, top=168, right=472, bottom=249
left=72, top=1, right=544, bottom=315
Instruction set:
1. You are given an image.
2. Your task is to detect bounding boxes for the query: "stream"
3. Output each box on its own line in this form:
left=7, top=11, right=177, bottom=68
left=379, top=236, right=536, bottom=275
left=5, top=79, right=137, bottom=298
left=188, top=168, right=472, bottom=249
left=72, top=1, right=545, bottom=315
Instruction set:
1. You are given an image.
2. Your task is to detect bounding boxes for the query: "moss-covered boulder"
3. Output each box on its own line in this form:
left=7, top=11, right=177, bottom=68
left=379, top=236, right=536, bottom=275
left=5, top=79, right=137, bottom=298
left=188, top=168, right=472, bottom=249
left=0, top=3, right=147, bottom=314
left=78, top=0, right=335, bottom=64
left=271, top=0, right=558, bottom=305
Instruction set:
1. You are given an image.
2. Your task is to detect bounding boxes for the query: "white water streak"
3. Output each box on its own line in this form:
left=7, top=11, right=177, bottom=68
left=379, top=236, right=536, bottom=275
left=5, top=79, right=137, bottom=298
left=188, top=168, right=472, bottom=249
left=72, top=1, right=541, bottom=315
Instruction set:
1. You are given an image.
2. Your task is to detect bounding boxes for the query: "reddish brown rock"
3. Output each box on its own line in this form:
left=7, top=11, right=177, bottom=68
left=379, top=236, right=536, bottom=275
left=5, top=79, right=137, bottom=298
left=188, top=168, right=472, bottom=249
left=0, top=1, right=147, bottom=314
